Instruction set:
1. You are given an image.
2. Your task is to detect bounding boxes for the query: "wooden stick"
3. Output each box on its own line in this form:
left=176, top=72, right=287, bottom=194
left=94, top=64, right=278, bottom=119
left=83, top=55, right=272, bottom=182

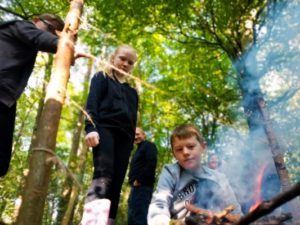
left=185, top=204, right=242, bottom=224
left=235, top=182, right=300, bottom=225
left=257, top=97, right=300, bottom=217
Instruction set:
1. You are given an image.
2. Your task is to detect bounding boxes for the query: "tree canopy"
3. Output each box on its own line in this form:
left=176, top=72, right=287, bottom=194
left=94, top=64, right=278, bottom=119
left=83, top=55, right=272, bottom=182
left=1, top=0, right=300, bottom=224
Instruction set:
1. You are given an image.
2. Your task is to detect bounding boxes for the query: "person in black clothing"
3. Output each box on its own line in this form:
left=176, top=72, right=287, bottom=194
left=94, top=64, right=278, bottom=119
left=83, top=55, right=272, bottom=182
left=0, top=13, right=65, bottom=177
left=81, top=45, right=138, bottom=225
left=128, top=127, right=158, bottom=225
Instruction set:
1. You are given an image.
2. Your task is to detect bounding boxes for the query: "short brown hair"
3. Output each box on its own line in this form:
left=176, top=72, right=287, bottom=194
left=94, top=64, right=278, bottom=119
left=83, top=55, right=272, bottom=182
left=170, top=124, right=205, bottom=149
left=38, top=13, right=65, bottom=32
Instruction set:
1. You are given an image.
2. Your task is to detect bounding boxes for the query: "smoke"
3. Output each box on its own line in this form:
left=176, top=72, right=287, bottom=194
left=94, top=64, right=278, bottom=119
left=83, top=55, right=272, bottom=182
left=211, top=0, right=300, bottom=214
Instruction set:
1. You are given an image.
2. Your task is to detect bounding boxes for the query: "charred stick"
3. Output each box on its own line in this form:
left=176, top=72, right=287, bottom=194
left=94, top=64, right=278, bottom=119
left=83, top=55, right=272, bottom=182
left=235, top=182, right=300, bottom=225
left=257, top=98, right=300, bottom=217
left=185, top=204, right=242, bottom=224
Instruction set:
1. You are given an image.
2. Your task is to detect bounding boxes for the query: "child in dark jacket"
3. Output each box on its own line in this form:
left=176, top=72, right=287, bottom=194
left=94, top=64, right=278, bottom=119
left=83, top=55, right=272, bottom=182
left=80, top=45, right=138, bottom=225
left=0, top=14, right=64, bottom=177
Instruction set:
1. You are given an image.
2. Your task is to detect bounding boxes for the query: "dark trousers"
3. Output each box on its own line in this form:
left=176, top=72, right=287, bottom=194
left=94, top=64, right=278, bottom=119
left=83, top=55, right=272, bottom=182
left=0, top=102, right=16, bottom=177
left=128, top=186, right=153, bottom=225
left=91, top=127, right=133, bottom=219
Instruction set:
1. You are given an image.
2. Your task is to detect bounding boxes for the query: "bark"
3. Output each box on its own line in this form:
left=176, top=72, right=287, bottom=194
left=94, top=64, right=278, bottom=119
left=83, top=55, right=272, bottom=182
left=28, top=55, right=53, bottom=152
left=15, top=1, right=84, bottom=224
left=55, top=58, right=93, bottom=225
left=257, top=98, right=300, bottom=217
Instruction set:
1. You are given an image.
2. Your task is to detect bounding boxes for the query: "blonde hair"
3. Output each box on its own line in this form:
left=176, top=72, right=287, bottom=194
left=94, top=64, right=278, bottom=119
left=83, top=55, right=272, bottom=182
left=170, top=124, right=205, bottom=149
left=103, top=44, right=137, bottom=78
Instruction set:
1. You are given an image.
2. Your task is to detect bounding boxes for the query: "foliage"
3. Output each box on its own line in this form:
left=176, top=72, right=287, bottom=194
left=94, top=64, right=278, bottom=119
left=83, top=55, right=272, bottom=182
left=1, top=0, right=300, bottom=224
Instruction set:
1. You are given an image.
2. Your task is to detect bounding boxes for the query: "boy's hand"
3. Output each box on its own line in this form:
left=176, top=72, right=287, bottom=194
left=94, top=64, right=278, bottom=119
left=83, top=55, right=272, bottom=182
left=148, top=215, right=170, bottom=225
left=85, top=131, right=100, bottom=147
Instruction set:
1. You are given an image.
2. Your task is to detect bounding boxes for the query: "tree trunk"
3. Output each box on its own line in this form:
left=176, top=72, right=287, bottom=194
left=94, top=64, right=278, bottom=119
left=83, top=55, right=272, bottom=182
left=28, top=55, right=54, bottom=152
left=15, top=1, right=84, bottom=224
left=61, top=143, right=89, bottom=225
left=55, top=58, right=93, bottom=225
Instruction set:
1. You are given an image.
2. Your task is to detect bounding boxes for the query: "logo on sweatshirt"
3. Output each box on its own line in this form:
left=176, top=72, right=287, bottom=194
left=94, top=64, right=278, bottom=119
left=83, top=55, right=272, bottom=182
left=177, top=180, right=197, bottom=200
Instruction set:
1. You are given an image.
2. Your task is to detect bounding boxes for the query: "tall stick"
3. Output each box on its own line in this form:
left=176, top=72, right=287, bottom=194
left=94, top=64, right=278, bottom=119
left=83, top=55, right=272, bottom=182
left=15, top=1, right=84, bottom=224
left=257, top=97, right=300, bottom=218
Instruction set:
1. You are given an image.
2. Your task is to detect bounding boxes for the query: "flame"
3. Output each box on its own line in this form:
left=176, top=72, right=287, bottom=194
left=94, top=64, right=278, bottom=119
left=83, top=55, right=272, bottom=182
left=249, top=162, right=268, bottom=212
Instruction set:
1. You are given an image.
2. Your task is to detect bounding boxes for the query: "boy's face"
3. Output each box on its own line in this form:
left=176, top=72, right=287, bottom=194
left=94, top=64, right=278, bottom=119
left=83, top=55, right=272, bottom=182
left=172, top=136, right=205, bottom=171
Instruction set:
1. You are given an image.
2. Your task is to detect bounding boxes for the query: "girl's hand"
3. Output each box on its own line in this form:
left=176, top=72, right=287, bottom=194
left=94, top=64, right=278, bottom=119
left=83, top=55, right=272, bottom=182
left=85, top=131, right=100, bottom=147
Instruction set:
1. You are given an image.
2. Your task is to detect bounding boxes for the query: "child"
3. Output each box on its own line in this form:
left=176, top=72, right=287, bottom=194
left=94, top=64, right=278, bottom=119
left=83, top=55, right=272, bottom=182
left=81, top=45, right=138, bottom=225
left=147, top=124, right=242, bottom=225
left=207, top=153, right=220, bottom=170
left=0, top=13, right=64, bottom=177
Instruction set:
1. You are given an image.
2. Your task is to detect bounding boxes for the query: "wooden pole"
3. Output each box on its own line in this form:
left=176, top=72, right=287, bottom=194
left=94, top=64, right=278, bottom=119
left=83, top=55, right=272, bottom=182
left=257, top=97, right=300, bottom=218
left=15, top=1, right=84, bottom=224
left=235, top=182, right=300, bottom=225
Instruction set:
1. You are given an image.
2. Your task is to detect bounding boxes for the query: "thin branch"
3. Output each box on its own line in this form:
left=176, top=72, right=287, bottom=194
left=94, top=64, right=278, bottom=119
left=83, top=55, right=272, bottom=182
left=0, top=5, right=26, bottom=19
left=235, top=182, right=300, bottom=225
left=268, top=88, right=299, bottom=108
left=13, top=0, right=29, bottom=18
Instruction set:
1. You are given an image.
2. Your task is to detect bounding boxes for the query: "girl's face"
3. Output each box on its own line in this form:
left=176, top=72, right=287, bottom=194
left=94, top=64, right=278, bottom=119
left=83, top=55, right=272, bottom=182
left=172, top=136, right=205, bottom=171
left=112, top=47, right=137, bottom=77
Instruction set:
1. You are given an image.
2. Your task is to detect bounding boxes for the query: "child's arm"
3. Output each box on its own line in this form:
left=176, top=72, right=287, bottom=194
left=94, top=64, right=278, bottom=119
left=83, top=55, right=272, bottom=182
left=14, top=21, right=58, bottom=53
left=84, top=72, right=107, bottom=147
left=219, top=174, right=243, bottom=215
left=85, top=72, right=106, bottom=134
left=148, top=165, right=176, bottom=225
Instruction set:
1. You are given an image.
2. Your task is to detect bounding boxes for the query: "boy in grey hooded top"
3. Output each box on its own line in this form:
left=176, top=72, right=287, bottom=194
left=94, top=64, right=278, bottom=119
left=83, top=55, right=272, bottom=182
left=148, top=124, right=242, bottom=225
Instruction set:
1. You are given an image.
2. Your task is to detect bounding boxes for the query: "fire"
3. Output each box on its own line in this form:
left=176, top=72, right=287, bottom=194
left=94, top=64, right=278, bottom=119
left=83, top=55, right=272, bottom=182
left=249, top=163, right=268, bottom=212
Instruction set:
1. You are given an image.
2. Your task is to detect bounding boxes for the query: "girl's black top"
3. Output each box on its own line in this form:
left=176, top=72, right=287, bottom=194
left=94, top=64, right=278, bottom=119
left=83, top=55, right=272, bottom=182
left=85, top=71, right=138, bottom=140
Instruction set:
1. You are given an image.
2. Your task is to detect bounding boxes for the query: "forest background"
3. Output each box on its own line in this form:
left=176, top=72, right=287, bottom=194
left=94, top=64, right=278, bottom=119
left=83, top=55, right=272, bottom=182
left=0, top=0, right=300, bottom=224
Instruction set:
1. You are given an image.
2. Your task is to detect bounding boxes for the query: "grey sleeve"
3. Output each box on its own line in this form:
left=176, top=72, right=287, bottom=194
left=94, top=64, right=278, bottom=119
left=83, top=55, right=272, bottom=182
left=148, top=165, right=175, bottom=221
left=219, top=174, right=243, bottom=215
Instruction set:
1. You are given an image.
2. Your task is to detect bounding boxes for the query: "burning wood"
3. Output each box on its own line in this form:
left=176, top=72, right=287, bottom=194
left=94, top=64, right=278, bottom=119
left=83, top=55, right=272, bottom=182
left=235, top=182, right=300, bottom=225
left=186, top=203, right=241, bottom=224
left=169, top=180, right=300, bottom=225
left=169, top=204, right=242, bottom=225
left=250, top=212, right=292, bottom=224
left=177, top=213, right=294, bottom=225
left=257, top=97, right=300, bottom=216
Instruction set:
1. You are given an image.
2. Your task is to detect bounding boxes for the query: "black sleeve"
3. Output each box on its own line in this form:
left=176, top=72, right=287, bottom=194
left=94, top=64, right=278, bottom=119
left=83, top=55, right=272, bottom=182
left=13, top=21, right=58, bottom=53
left=85, top=72, right=107, bottom=133
left=136, top=142, right=158, bottom=183
left=133, top=91, right=139, bottom=130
